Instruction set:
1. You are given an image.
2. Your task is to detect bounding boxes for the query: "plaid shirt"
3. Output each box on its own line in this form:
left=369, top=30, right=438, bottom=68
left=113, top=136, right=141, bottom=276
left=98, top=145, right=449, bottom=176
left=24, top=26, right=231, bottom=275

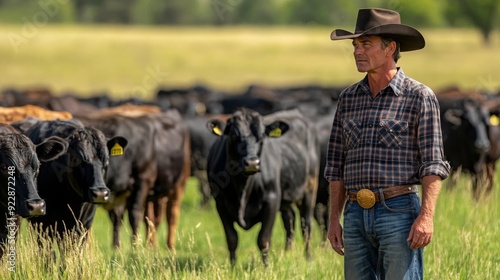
left=324, top=68, right=450, bottom=190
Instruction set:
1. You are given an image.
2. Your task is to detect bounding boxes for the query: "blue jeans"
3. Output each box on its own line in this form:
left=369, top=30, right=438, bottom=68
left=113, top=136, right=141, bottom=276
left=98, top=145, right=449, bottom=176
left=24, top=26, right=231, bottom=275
left=343, top=192, right=423, bottom=280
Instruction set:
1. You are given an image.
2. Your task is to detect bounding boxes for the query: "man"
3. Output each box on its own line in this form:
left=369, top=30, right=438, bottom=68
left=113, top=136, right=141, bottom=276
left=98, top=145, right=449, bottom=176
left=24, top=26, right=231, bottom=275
left=324, top=8, right=450, bottom=279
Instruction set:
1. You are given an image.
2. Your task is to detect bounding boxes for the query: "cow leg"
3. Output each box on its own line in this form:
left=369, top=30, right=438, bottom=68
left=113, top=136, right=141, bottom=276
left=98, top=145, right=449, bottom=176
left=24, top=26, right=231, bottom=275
left=314, top=203, right=328, bottom=246
left=128, top=171, right=156, bottom=246
left=144, top=198, right=164, bottom=247
left=194, top=169, right=211, bottom=207
left=108, top=204, right=125, bottom=248
left=259, top=202, right=279, bottom=267
left=301, top=176, right=317, bottom=260
left=280, top=202, right=295, bottom=251
left=166, top=188, right=185, bottom=250
left=447, top=169, right=460, bottom=190
left=472, top=172, right=487, bottom=201
left=215, top=202, right=239, bottom=265
left=485, top=161, right=496, bottom=195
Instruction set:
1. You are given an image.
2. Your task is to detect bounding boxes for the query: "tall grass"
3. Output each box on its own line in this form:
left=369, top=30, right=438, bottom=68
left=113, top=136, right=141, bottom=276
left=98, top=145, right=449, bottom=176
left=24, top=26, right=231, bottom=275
left=2, top=174, right=499, bottom=279
left=1, top=26, right=500, bottom=278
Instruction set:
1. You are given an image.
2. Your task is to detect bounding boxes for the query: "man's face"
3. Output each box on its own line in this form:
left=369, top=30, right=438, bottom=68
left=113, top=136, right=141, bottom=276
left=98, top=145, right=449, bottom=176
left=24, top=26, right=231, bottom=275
left=352, top=36, right=389, bottom=73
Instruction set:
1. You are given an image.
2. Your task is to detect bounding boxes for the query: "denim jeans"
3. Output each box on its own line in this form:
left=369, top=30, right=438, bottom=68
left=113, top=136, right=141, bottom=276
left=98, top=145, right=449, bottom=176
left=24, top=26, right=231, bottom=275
left=343, top=192, right=423, bottom=280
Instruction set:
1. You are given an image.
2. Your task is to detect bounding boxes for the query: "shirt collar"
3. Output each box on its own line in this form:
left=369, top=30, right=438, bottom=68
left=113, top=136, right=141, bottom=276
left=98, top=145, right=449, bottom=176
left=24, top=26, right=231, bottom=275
left=355, top=67, right=406, bottom=97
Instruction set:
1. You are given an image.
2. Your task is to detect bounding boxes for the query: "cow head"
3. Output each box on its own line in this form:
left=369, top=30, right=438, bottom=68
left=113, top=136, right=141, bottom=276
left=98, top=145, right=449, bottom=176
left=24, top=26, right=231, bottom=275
left=25, top=121, right=126, bottom=204
left=64, top=127, right=129, bottom=204
left=442, top=98, right=491, bottom=173
left=0, top=132, right=66, bottom=218
left=207, top=109, right=289, bottom=175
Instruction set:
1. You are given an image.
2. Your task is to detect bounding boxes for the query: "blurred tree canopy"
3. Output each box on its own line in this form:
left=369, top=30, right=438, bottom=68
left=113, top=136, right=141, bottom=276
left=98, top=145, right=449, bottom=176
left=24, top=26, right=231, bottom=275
left=0, top=0, right=497, bottom=44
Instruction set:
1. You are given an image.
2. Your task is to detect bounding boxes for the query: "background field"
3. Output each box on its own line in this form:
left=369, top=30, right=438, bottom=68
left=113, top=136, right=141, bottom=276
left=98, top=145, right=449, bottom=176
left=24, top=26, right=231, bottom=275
left=1, top=25, right=499, bottom=99
left=1, top=26, right=500, bottom=279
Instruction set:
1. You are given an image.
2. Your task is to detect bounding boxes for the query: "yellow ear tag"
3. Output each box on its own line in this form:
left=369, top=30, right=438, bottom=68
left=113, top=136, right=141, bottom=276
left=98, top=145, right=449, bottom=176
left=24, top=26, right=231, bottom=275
left=490, top=115, right=500, bottom=126
left=110, top=143, right=124, bottom=156
left=268, top=127, right=282, bottom=137
left=213, top=126, right=223, bottom=136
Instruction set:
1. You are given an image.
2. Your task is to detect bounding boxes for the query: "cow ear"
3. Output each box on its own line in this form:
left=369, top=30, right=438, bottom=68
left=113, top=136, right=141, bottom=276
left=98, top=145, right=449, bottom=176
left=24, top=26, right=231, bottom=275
left=107, top=136, right=128, bottom=157
left=444, top=109, right=463, bottom=126
left=265, top=121, right=289, bottom=138
left=490, top=114, right=500, bottom=126
left=36, top=136, right=68, bottom=162
left=207, top=120, right=225, bottom=136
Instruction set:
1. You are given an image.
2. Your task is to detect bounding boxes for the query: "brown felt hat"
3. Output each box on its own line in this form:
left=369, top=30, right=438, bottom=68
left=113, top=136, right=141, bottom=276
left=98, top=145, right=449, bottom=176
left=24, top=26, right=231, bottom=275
left=330, top=8, right=425, bottom=52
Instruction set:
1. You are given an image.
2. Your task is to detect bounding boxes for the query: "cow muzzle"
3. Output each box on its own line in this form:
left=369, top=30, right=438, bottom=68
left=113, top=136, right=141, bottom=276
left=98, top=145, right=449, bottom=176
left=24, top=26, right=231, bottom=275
left=89, top=187, right=110, bottom=204
left=25, top=198, right=46, bottom=217
left=243, top=158, right=260, bottom=173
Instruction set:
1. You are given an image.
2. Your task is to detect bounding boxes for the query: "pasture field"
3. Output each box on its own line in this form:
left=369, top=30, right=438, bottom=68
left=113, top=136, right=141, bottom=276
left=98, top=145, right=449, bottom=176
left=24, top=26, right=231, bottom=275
left=1, top=25, right=500, bottom=279
left=1, top=175, right=500, bottom=279
left=0, top=25, right=499, bottom=99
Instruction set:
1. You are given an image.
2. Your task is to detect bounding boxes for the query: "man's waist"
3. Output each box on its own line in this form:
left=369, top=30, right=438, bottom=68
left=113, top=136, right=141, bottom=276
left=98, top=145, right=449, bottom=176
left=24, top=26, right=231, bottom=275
left=347, top=185, right=419, bottom=209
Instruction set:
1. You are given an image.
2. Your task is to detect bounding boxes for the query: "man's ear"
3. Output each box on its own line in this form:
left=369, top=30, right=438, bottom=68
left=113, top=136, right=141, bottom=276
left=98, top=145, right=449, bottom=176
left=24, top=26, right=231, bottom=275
left=386, top=40, right=396, bottom=56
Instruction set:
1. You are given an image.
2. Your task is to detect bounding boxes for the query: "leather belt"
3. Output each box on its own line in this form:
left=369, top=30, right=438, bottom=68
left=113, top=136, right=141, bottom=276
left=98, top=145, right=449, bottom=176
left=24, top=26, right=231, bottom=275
left=348, top=185, right=419, bottom=209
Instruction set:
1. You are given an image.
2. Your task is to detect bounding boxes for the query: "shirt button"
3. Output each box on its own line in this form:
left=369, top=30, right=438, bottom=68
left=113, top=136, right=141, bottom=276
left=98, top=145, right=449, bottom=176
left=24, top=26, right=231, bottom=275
left=369, top=124, right=373, bottom=128
left=367, top=140, right=371, bottom=144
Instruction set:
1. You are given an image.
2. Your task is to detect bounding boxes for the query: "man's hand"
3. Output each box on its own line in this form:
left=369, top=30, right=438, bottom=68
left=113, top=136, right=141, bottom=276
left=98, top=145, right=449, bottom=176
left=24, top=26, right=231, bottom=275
left=407, top=214, right=433, bottom=249
left=407, top=175, right=441, bottom=249
left=328, top=221, right=345, bottom=255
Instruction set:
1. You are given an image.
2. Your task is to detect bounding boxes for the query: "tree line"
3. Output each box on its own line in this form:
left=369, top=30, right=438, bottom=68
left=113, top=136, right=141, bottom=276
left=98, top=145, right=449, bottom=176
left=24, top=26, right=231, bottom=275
left=0, top=0, right=498, bottom=44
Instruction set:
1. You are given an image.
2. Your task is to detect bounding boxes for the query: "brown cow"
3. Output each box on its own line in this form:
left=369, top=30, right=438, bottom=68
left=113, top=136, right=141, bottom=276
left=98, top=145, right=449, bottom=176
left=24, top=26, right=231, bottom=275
left=0, top=105, right=72, bottom=124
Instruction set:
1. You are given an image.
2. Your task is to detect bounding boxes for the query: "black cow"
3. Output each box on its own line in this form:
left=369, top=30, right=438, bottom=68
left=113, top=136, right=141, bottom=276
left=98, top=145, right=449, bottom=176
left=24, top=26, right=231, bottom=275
left=79, top=108, right=190, bottom=250
left=480, top=96, right=500, bottom=198
left=309, top=104, right=338, bottom=245
left=185, top=115, right=228, bottom=206
left=0, top=123, right=66, bottom=258
left=438, top=93, right=491, bottom=199
left=77, top=112, right=155, bottom=249
left=24, top=120, right=122, bottom=240
left=206, top=108, right=319, bottom=266
left=142, top=110, right=191, bottom=250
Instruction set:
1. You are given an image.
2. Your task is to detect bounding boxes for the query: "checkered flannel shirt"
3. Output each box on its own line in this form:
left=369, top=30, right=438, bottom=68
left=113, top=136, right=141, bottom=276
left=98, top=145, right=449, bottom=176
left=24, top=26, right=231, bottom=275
left=324, top=68, right=450, bottom=190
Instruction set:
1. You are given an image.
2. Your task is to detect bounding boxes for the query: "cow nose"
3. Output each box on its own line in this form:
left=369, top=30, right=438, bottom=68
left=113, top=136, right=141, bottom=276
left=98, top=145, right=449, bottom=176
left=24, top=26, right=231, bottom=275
left=475, top=139, right=490, bottom=153
left=91, top=187, right=110, bottom=204
left=26, top=199, right=46, bottom=216
left=244, top=158, right=260, bottom=173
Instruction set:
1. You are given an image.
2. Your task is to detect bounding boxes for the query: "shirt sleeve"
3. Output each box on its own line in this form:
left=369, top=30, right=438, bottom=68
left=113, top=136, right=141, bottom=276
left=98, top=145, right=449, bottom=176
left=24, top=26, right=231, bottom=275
left=417, top=88, right=451, bottom=179
left=324, top=100, right=345, bottom=182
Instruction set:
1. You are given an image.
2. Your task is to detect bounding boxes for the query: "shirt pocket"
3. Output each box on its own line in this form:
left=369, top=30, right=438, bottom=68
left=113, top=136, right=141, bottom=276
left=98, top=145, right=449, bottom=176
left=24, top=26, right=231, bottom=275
left=378, top=119, right=408, bottom=148
left=343, top=119, right=362, bottom=150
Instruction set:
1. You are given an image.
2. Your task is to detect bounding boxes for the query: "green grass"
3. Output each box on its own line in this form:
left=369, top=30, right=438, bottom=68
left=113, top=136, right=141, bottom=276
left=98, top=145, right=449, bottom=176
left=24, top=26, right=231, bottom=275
left=0, top=25, right=499, bottom=99
left=1, top=25, right=500, bottom=279
left=2, top=175, right=500, bottom=279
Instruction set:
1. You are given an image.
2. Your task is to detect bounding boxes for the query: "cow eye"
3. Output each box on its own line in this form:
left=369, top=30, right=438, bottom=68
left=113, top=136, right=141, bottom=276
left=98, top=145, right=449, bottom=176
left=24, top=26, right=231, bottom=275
left=0, top=163, right=7, bottom=171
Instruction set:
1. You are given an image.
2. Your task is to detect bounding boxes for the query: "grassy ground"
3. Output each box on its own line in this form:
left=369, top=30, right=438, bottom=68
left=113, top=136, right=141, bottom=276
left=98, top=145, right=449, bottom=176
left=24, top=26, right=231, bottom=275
left=1, top=26, right=500, bottom=279
left=1, top=25, right=499, bottom=99
left=2, top=175, right=500, bottom=279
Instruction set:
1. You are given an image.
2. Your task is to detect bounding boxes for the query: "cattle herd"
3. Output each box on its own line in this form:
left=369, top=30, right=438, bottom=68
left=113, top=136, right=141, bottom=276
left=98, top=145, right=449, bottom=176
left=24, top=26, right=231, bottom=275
left=0, top=83, right=499, bottom=265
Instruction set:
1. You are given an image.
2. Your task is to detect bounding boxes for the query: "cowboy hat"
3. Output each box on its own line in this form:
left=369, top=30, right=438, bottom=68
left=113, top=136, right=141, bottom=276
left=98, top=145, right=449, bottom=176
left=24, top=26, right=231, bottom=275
left=330, top=8, right=425, bottom=52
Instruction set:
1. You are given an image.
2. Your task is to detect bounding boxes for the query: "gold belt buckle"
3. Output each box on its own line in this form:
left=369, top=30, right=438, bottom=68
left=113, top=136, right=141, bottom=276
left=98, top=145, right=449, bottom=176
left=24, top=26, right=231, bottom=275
left=356, top=189, right=376, bottom=209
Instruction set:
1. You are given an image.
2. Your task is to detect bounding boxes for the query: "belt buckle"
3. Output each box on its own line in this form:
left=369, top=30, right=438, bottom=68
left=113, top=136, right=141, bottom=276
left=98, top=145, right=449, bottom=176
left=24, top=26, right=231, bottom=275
left=356, top=189, right=376, bottom=209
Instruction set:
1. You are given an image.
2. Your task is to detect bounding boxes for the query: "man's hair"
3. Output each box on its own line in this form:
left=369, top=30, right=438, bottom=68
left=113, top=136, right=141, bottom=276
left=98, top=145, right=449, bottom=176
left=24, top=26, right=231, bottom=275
left=381, top=37, right=401, bottom=63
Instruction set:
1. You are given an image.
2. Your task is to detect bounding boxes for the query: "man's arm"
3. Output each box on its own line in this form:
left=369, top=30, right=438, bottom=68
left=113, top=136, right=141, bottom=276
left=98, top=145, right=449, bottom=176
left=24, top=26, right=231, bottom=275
left=407, top=174, right=442, bottom=249
left=328, top=180, right=347, bottom=256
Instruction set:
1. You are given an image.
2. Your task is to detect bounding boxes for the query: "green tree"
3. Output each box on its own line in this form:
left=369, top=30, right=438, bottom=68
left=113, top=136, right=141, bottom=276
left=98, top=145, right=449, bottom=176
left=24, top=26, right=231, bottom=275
left=284, top=0, right=337, bottom=25
left=446, top=0, right=499, bottom=45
